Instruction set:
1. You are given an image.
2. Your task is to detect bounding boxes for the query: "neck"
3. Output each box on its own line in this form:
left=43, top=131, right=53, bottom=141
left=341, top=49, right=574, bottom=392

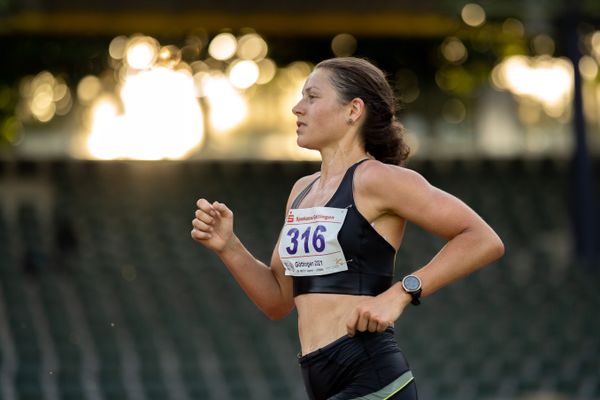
left=319, top=146, right=369, bottom=183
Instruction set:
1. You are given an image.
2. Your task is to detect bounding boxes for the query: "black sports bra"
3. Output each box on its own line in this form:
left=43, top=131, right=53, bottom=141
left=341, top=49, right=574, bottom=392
left=289, top=160, right=396, bottom=297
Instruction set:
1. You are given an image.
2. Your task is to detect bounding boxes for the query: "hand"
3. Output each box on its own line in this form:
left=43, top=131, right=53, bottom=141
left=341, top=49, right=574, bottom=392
left=191, top=199, right=235, bottom=253
left=345, top=286, right=412, bottom=337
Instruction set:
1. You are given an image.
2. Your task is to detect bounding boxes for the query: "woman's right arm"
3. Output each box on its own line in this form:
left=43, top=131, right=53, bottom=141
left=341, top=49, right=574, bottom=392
left=190, top=176, right=314, bottom=320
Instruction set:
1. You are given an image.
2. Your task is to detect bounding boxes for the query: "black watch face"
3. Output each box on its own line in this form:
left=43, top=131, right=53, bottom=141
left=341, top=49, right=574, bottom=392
left=403, top=276, right=421, bottom=292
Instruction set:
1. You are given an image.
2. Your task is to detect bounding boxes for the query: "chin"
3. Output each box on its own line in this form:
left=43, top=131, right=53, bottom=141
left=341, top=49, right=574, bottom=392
left=296, top=138, right=319, bottom=151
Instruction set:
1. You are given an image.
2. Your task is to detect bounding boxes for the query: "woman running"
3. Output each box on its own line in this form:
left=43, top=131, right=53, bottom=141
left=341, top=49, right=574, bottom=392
left=191, top=57, right=504, bottom=400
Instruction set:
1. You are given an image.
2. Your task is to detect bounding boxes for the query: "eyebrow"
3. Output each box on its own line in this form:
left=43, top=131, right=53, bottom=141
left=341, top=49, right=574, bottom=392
left=302, top=86, right=320, bottom=94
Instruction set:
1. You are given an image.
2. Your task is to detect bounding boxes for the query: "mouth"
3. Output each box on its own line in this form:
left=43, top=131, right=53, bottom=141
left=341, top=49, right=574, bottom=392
left=296, top=122, right=306, bottom=129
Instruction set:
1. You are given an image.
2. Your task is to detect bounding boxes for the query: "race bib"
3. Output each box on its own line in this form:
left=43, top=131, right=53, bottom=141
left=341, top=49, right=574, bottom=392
left=278, top=207, right=348, bottom=276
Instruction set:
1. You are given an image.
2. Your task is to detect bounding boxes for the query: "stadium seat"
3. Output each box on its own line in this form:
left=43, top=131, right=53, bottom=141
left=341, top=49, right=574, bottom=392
left=0, top=158, right=598, bottom=400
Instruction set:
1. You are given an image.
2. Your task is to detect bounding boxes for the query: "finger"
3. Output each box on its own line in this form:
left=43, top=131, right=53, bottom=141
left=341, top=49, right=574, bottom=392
left=192, top=218, right=213, bottom=232
left=356, top=310, right=370, bottom=333
left=213, top=201, right=233, bottom=218
left=196, top=198, right=217, bottom=217
left=195, top=209, right=215, bottom=225
left=346, top=308, right=359, bottom=337
left=376, top=321, right=390, bottom=333
left=367, top=317, right=378, bottom=333
left=191, top=228, right=212, bottom=241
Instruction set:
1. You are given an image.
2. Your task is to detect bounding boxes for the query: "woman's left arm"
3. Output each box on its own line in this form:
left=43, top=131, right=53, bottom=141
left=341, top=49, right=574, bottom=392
left=379, top=164, right=505, bottom=296
left=346, top=162, right=505, bottom=336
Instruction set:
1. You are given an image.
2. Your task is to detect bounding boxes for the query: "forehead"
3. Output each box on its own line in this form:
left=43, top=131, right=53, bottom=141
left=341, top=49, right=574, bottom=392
left=302, top=68, right=334, bottom=92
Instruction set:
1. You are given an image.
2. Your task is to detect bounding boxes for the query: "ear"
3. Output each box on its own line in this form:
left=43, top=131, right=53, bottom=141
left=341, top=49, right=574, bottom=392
left=347, top=97, right=365, bottom=124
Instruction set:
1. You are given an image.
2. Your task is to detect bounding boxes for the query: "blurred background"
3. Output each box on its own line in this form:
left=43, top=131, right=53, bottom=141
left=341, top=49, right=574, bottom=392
left=0, top=0, right=599, bottom=399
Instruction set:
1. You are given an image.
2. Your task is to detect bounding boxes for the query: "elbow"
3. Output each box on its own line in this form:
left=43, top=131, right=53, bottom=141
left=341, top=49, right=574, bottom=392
left=266, top=311, right=287, bottom=321
left=263, top=303, right=294, bottom=321
left=488, top=231, right=505, bottom=262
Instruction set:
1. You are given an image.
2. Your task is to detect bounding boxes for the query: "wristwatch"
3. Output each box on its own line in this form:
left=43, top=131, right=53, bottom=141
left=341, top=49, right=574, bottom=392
left=401, top=275, right=422, bottom=305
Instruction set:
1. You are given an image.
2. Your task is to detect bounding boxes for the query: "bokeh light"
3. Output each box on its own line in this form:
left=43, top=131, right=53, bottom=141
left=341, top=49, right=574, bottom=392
left=109, top=35, right=128, bottom=60
left=237, top=33, right=268, bottom=60
left=532, top=34, right=555, bottom=56
left=18, top=71, right=72, bottom=123
left=395, top=69, right=420, bottom=103
left=502, top=18, right=525, bottom=37
left=157, top=45, right=182, bottom=68
left=2, top=116, right=23, bottom=145
left=208, top=33, right=238, bottom=61
left=441, top=37, right=468, bottom=64
left=256, top=58, right=277, bottom=85
left=286, top=61, right=313, bottom=83
left=228, top=60, right=260, bottom=89
left=442, top=98, right=467, bottom=124
left=591, top=31, right=600, bottom=61
left=331, top=33, right=357, bottom=57
left=86, top=94, right=121, bottom=159
left=580, top=55, right=599, bottom=80
left=24, top=30, right=569, bottom=161
left=202, top=71, right=247, bottom=133
left=53, top=81, right=72, bottom=116
left=461, top=3, right=486, bottom=27
left=86, top=67, right=204, bottom=159
left=79, top=32, right=301, bottom=158
left=125, top=36, right=159, bottom=70
left=77, top=75, right=102, bottom=104
left=492, top=55, right=573, bottom=118
left=181, top=42, right=201, bottom=64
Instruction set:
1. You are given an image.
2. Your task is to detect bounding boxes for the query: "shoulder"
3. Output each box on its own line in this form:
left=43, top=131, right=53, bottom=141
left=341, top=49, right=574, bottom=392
left=291, top=171, right=320, bottom=193
left=285, top=171, right=320, bottom=209
left=355, top=159, right=430, bottom=194
left=354, top=159, right=437, bottom=216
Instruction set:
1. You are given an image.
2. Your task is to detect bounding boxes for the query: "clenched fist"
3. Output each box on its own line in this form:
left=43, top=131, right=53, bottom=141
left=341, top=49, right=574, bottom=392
left=191, top=199, right=235, bottom=253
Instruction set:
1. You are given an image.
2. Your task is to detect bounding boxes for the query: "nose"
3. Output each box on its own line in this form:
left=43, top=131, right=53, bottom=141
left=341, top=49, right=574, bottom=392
left=292, top=98, right=304, bottom=116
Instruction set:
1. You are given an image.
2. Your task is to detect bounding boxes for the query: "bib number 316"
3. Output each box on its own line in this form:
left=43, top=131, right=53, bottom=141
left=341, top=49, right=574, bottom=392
left=285, top=225, right=327, bottom=255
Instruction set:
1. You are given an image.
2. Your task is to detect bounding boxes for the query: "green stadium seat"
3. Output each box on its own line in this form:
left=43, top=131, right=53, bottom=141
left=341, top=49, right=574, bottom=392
left=0, top=158, right=598, bottom=400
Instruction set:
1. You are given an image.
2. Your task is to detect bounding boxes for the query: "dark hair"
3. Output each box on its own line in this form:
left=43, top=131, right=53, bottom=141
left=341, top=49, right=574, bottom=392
left=315, top=57, right=410, bottom=166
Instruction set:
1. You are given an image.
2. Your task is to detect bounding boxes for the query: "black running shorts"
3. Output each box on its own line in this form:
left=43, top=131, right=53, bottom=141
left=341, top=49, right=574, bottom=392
left=298, top=328, right=418, bottom=400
